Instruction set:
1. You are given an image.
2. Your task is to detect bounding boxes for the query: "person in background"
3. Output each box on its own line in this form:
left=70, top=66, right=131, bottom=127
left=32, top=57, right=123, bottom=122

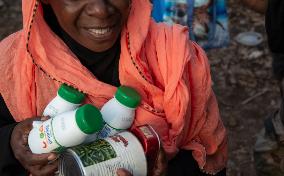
left=241, top=0, right=268, bottom=13
left=0, top=0, right=227, bottom=176
left=151, top=0, right=230, bottom=50
left=242, top=0, right=284, bottom=175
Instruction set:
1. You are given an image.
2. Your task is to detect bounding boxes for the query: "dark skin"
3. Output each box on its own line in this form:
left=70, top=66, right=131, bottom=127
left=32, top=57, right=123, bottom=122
left=11, top=117, right=58, bottom=176
left=11, top=0, right=167, bottom=175
left=41, top=0, right=131, bottom=52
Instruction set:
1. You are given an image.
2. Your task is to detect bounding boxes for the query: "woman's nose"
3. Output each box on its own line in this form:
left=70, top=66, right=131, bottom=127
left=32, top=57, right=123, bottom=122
left=84, top=0, right=113, bottom=18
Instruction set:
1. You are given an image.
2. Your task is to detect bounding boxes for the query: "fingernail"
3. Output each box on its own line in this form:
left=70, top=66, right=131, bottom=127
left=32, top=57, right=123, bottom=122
left=41, top=116, right=49, bottom=121
left=23, top=134, right=28, bottom=141
left=116, top=169, right=123, bottom=176
left=48, top=153, right=57, bottom=161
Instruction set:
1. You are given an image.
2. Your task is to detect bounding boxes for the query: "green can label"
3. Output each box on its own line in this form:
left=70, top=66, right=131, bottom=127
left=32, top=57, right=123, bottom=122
left=69, top=132, right=147, bottom=176
left=73, top=139, right=117, bottom=167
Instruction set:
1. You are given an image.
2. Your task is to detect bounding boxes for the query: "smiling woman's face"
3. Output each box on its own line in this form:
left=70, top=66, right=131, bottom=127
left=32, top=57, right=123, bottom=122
left=42, top=0, right=131, bottom=52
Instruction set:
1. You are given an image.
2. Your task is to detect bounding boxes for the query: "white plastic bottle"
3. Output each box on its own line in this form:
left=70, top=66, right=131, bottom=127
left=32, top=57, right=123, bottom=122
left=97, top=86, right=141, bottom=139
left=28, top=104, right=104, bottom=154
left=43, top=84, right=85, bottom=118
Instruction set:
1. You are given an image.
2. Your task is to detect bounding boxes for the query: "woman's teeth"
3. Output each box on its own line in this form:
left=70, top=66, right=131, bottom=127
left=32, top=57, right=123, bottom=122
left=88, top=28, right=112, bottom=35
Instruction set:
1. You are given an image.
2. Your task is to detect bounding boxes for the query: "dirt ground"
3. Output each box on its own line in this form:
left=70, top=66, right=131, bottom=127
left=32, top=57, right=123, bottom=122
left=0, top=0, right=280, bottom=176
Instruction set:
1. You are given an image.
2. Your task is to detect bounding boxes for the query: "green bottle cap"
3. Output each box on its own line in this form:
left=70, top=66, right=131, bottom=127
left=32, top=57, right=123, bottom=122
left=115, top=86, right=141, bottom=108
left=75, top=104, right=103, bottom=134
left=58, top=84, right=85, bottom=104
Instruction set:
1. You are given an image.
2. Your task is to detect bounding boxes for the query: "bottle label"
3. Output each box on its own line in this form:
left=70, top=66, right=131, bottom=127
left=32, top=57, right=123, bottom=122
left=43, top=96, right=79, bottom=118
left=38, top=119, right=63, bottom=152
left=97, top=123, right=122, bottom=139
left=43, top=105, right=59, bottom=118
left=84, top=132, right=99, bottom=143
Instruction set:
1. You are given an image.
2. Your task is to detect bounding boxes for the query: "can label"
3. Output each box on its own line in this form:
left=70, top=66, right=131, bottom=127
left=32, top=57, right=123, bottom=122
left=131, top=125, right=160, bottom=175
left=70, top=132, right=147, bottom=176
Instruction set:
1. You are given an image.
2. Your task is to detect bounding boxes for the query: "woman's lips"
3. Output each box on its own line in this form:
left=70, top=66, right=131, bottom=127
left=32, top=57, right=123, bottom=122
left=84, top=25, right=116, bottom=40
left=88, top=27, right=112, bottom=35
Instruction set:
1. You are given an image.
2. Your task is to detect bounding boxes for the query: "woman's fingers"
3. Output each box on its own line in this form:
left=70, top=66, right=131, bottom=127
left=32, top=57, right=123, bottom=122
left=152, top=147, right=168, bottom=176
left=29, top=160, right=58, bottom=176
left=40, top=116, right=50, bottom=121
left=10, top=117, right=58, bottom=175
left=117, top=168, right=133, bottom=176
left=23, top=150, right=57, bottom=166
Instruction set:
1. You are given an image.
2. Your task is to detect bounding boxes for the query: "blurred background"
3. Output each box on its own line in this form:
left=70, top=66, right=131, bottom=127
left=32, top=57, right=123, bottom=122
left=0, top=0, right=278, bottom=175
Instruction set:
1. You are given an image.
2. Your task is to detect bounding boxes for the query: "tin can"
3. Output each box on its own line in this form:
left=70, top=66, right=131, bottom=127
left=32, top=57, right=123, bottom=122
left=131, top=125, right=161, bottom=175
left=59, top=131, right=147, bottom=176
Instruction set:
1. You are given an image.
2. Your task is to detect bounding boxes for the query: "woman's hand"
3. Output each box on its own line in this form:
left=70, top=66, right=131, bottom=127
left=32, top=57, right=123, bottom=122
left=117, top=168, right=133, bottom=176
left=117, top=146, right=168, bottom=176
left=10, top=117, right=58, bottom=176
left=152, top=146, right=168, bottom=176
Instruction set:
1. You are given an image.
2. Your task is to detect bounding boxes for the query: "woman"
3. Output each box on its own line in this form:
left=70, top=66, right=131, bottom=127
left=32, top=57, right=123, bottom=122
left=0, top=0, right=227, bottom=175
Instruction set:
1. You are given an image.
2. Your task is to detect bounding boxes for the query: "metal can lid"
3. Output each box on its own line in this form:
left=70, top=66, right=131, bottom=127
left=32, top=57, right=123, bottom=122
left=59, top=149, right=85, bottom=176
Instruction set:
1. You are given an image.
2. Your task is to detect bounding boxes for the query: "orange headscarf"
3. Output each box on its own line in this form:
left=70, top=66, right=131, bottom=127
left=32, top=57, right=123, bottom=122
left=0, top=0, right=227, bottom=174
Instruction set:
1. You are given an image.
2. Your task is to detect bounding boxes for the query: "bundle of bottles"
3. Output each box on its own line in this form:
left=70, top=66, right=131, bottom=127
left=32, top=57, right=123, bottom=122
left=27, top=84, right=155, bottom=176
